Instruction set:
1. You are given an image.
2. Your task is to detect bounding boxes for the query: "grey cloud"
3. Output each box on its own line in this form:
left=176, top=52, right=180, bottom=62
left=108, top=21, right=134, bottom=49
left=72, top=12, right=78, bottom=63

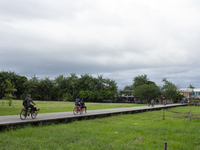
left=0, top=0, right=86, bottom=21
left=1, top=0, right=200, bottom=90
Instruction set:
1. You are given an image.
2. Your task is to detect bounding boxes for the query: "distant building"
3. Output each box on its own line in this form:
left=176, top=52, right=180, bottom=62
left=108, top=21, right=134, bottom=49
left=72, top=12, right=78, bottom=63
left=117, top=90, right=135, bottom=102
left=179, top=88, right=200, bottom=99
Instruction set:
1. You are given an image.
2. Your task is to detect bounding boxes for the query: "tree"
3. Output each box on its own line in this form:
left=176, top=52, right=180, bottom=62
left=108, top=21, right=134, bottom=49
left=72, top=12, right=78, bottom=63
left=123, top=85, right=133, bottom=90
left=55, top=75, right=65, bottom=101
left=101, top=88, right=115, bottom=100
left=132, top=74, right=161, bottom=101
left=63, top=93, right=74, bottom=101
left=15, top=76, right=27, bottom=99
left=97, top=74, right=105, bottom=91
left=3, top=79, right=17, bottom=106
left=23, top=75, right=40, bottom=99
left=133, top=82, right=160, bottom=100
left=188, top=84, right=195, bottom=99
left=162, top=78, right=179, bottom=103
left=79, top=90, right=94, bottom=101
left=133, top=74, right=148, bottom=87
left=105, top=79, right=118, bottom=93
left=174, top=93, right=185, bottom=103
left=0, top=70, right=119, bottom=102
left=69, top=73, right=78, bottom=97
left=0, top=70, right=24, bottom=99
left=39, top=77, right=55, bottom=101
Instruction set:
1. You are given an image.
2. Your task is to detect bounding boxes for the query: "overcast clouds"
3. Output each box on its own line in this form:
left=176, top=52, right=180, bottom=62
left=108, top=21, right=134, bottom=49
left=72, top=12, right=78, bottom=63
left=1, top=0, right=200, bottom=89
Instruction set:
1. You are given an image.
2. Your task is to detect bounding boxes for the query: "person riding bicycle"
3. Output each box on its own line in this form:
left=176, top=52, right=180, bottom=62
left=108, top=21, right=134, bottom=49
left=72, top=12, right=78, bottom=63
left=75, top=96, right=81, bottom=108
left=163, top=99, right=166, bottom=105
left=151, top=99, right=154, bottom=107
left=24, top=94, right=36, bottom=114
left=147, top=99, right=151, bottom=107
left=80, top=99, right=87, bottom=113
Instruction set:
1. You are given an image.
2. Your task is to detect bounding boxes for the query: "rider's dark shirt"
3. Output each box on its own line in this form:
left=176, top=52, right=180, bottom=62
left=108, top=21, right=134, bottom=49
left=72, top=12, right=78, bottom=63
left=80, top=101, right=84, bottom=106
left=26, top=97, right=33, bottom=107
left=75, top=98, right=80, bottom=105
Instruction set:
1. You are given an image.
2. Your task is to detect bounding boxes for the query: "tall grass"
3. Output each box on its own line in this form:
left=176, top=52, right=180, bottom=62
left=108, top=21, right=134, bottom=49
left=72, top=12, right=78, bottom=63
left=0, top=106, right=200, bottom=150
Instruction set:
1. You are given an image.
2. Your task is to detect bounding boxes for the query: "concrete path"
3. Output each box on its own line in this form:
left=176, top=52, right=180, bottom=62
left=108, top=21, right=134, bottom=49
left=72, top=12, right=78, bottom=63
left=0, top=104, right=185, bottom=126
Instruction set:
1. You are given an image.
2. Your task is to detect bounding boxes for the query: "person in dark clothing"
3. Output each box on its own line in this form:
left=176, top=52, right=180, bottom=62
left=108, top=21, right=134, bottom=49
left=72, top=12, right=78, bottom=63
left=163, top=99, right=166, bottom=105
left=147, top=99, right=151, bottom=107
left=75, top=96, right=80, bottom=107
left=80, top=99, right=87, bottom=113
left=25, top=94, right=36, bottom=113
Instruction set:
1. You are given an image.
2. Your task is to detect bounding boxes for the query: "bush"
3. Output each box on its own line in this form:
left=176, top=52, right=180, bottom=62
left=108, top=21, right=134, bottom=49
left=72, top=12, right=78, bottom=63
left=63, top=93, right=74, bottom=102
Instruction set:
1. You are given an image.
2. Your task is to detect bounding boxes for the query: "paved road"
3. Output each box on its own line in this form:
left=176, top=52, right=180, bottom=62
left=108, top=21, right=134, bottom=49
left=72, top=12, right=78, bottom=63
left=0, top=104, right=185, bottom=125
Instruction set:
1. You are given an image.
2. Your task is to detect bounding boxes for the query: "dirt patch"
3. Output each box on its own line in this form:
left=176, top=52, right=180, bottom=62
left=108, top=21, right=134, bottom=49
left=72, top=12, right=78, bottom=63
left=85, top=140, right=90, bottom=143
left=135, top=138, right=142, bottom=142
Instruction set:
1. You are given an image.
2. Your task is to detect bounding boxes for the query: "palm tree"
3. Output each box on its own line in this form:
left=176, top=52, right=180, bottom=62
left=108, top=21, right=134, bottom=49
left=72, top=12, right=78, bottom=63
left=24, top=75, right=40, bottom=99
left=106, top=79, right=118, bottom=93
left=55, top=75, right=65, bottom=101
left=188, top=84, right=195, bottom=99
left=40, top=77, right=55, bottom=101
left=97, top=74, right=105, bottom=91
left=69, top=73, right=78, bottom=97
left=3, top=79, right=17, bottom=106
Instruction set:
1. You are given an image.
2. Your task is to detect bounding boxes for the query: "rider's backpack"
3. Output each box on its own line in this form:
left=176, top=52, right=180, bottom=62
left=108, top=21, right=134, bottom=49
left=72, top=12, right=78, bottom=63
left=22, top=98, right=28, bottom=107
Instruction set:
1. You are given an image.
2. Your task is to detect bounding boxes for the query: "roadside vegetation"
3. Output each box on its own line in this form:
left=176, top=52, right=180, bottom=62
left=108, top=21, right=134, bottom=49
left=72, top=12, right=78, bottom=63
left=0, top=70, right=189, bottom=105
left=0, top=70, right=117, bottom=102
left=0, top=100, right=146, bottom=116
left=0, top=106, right=199, bottom=150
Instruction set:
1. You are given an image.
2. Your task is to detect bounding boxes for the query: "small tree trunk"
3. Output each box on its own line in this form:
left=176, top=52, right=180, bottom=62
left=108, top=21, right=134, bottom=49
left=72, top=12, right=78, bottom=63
left=9, top=100, right=11, bottom=106
left=163, top=109, right=165, bottom=120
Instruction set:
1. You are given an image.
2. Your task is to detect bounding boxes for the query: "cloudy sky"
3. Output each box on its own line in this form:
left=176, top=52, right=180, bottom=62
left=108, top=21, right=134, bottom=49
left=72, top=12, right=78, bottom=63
left=1, top=0, right=200, bottom=90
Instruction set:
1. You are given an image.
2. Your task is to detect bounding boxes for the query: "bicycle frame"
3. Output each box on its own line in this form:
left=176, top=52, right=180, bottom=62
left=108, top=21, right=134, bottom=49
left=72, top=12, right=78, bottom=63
left=73, top=106, right=84, bottom=115
left=20, top=107, right=40, bottom=120
left=23, top=107, right=39, bottom=114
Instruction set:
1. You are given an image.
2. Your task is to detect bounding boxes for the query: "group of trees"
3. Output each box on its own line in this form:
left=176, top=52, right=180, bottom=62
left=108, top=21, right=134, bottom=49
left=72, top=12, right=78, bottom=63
left=124, top=74, right=185, bottom=103
left=0, top=70, right=190, bottom=103
left=0, top=71, right=117, bottom=102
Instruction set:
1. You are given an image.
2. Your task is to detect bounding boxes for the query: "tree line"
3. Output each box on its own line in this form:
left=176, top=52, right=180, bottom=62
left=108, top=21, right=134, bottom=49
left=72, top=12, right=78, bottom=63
left=123, top=74, right=185, bottom=103
left=0, top=70, right=187, bottom=103
left=0, top=70, right=117, bottom=102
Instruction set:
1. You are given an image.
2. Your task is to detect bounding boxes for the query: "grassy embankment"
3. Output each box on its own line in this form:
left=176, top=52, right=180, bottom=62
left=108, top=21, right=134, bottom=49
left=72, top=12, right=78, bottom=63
left=0, top=100, right=146, bottom=116
left=0, top=105, right=200, bottom=150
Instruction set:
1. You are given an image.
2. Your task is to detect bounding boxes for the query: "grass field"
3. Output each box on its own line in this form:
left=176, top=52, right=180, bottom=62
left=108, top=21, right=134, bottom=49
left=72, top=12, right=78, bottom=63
left=0, top=100, right=146, bottom=116
left=0, top=105, right=200, bottom=150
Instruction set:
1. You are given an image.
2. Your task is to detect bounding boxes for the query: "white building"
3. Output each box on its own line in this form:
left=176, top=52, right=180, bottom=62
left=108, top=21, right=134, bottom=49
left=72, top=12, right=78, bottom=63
left=179, top=88, right=200, bottom=99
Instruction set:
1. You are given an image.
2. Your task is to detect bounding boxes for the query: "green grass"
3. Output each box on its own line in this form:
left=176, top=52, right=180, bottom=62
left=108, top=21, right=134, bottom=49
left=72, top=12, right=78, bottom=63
left=0, top=106, right=200, bottom=150
left=0, top=100, right=146, bottom=116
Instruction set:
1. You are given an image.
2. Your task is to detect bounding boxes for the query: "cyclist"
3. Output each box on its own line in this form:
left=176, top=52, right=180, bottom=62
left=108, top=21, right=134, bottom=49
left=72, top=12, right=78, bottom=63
left=163, top=99, right=166, bottom=105
left=151, top=99, right=154, bottom=107
left=75, top=96, right=81, bottom=108
left=147, top=99, right=151, bottom=107
left=25, top=94, right=36, bottom=114
left=80, top=99, right=87, bottom=113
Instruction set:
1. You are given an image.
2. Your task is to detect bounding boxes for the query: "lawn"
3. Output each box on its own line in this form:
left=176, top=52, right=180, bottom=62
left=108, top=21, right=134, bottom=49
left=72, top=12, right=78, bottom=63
left=0, top=106, right=200, bottom=150
left=0, top=100, right=146, bottom=116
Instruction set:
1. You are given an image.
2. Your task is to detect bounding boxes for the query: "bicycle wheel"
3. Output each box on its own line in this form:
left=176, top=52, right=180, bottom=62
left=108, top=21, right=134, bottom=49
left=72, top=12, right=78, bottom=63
left=80, top=109, right=83, bottom=115
left=31, top=112, right=37, bottom=119
left=73, top=108, right=78, bottom=115
left=20, top=110, right=27, bottom=120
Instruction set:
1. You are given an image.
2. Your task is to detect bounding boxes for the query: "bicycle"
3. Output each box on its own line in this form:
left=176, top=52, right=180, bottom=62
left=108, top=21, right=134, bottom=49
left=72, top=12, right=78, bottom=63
left=20, top=107, right=40, bottom=120
left=73, top=106, right=85, bottom=115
